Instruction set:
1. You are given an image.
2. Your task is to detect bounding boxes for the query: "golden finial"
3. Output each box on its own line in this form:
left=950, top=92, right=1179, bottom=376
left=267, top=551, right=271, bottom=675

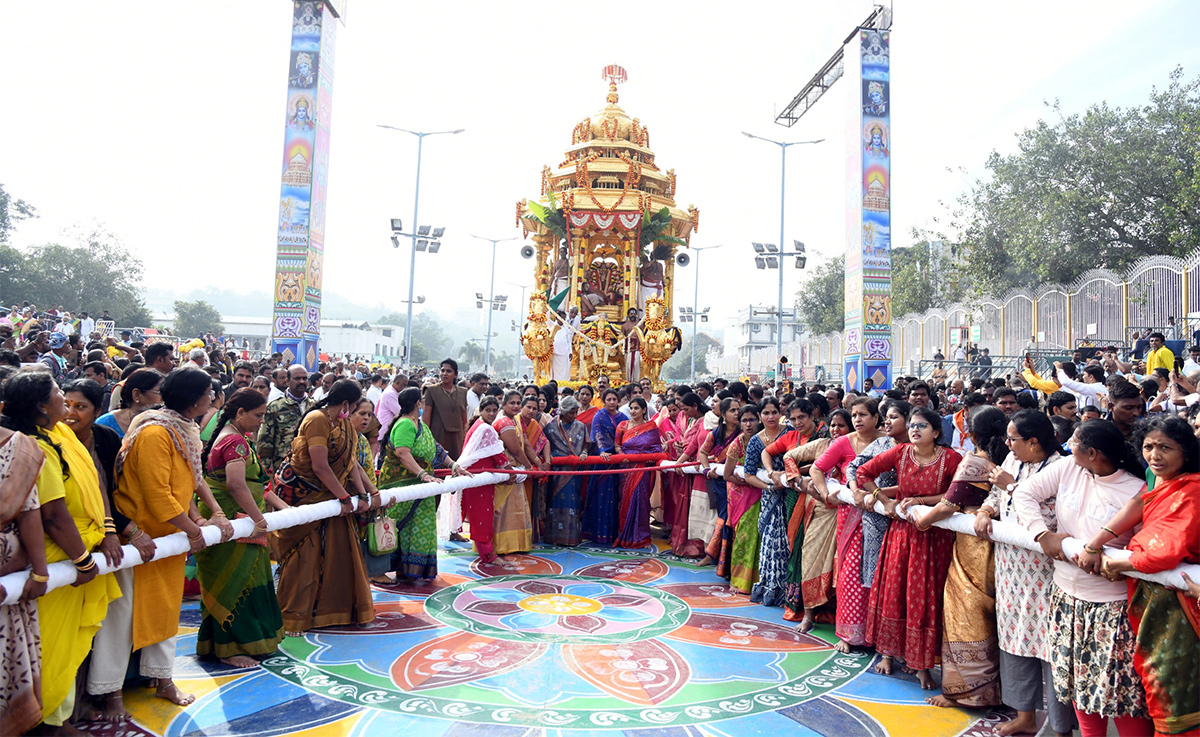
left=602, top=64, right=627, bottom=104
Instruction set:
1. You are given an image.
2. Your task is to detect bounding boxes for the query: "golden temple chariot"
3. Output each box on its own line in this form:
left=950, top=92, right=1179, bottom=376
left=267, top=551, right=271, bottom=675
left=518, top=66, right=699, bottom=389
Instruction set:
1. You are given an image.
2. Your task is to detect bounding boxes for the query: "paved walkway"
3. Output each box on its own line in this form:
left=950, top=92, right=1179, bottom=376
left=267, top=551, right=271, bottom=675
left=78, top=540, right=1030, bottom=736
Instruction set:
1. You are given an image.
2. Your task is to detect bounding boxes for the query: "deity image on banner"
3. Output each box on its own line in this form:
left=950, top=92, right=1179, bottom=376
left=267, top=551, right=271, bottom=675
left=864, top=121, right=889, bottom=159
left=862, top=218, right=891, bottom=271
left=861, top=30, right=889, bottom=66
left=287, top=94, right=315, bottom=131
left=289, top=50, right=317, bottom=88
left=278, top=193, right=310, bottom=245
left=862, top=79, right=888, bottom=117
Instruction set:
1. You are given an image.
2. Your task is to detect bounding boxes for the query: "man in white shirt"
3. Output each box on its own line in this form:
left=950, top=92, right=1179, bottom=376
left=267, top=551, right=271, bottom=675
left=54, top=313, right=74, bottom=335
left=466, top=372, right=489, bottom=421
left=366, top=374, right=385, bottom=406
left=78, top=312, right=96, bottom=339
left=1055, top=361, right=1108, bottom=407
left=639, top=377, right=658, bottom=413
left=268, top=367, right=287, bottom=403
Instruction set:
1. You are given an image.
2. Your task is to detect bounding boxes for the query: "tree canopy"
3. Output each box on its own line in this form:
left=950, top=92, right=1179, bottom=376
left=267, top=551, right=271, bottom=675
left=794, top=255, right=845, bottom=337
left=174, top=299, right=224, bottom=337
left=947, top=67, right=1199, bottom=296
left=378, top=311, right=453, bottom=366
left=662, top=331, right=721, bottom=380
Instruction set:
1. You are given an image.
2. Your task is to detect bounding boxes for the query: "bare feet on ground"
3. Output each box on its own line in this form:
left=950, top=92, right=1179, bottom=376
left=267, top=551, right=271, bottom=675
left=151, top=678, right=196, bottom=706
left=832, top=638, right=851, bottom=654
left=993, top=712, right=1038, bottom=736
left=916, top=669, right=937, bottom=690
left=873, top=655, right=893, bottom=675
left=925, top=694, right=957, bottom=706
left=220, top=655, right=260, bottom=668
left=795, top=616, right=814, bottom=634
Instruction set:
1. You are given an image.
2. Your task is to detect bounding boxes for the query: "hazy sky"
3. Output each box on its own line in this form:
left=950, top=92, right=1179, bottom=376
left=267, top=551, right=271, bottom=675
left=3, top=0, right=1197, bottom=336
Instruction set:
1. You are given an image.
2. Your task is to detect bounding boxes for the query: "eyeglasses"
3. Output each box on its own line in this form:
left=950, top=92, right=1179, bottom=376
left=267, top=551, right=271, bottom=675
left=1004, top=435, right=1024, bottom=444
left=1067, top=437, right=1082, bottom=450
left=907, top=421, right=931, bottom=431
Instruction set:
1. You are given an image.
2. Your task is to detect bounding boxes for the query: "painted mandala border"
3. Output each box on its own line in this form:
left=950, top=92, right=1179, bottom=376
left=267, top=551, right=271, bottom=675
left=423, top=574, right=691, bottom=644
left=260, top=649, right=870, bottom=728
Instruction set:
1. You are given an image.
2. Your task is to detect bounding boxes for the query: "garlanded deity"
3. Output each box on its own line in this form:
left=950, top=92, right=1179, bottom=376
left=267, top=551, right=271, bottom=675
left=515, top=66, right=699, bottom=389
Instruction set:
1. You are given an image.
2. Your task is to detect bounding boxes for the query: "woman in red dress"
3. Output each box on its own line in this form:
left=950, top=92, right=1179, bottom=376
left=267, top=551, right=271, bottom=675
left=612, top=398, right=662, bottom=548
left=855, top=405, right=962, bottom=689
left=670, top=392, right=710, bottom=557
left=457, top=397, right=513, bottom=564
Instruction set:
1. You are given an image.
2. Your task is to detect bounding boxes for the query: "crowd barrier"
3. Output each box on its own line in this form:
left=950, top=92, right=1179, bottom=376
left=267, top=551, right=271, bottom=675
left=2, top=456, right=1196, bottom=606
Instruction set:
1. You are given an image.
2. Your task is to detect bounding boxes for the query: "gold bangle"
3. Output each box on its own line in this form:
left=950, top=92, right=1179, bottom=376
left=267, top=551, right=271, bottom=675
left=70, top=550, right=91, bottom=564
left=29, top=572, right=49, bottom=583
left=938, top=498, right=962, bottom=511
left=1101, top=525, right=1117, bottom=537
left=1083, top=545, right=1101, bottom=554
left=1033, top=530, right=1049, bottom=543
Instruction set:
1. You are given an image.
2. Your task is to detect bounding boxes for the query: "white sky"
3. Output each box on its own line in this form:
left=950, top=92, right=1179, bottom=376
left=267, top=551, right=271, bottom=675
left=3, top=0, right=1197, bottom=337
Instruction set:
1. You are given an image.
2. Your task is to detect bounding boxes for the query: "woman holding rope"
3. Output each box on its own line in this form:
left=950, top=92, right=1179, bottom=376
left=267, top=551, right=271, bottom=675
left=544, top=396, right=589, bottom=547
left=810, top=397, right=884, bottom=649
left=1012, top=420, right=1151, bottom=736
left=494, top=391, right=535, bottom=555
left=459, top=396, right=510, bottom=564
left=114, top=366, right=235, bottom=708
left=1079, top=415, right=1199, bottom=737
left=613, top=397, right=662, bottom=548
left=583, top=389, right=626, bottom=546
left=855, top=405, right=961, bottom=689
left=274, top=378, right=378, bottom=636
left=196, top=388, right=287, bottom=668
left=697, top=397, right=742, bottom=567
left=378, top=386, right=467, bottom=583
left=974, top=410, right=1073, bottom=737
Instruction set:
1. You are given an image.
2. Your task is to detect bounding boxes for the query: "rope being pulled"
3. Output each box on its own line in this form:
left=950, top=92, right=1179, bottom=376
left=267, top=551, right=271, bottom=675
left=3, top=464, right=1197, bottom=604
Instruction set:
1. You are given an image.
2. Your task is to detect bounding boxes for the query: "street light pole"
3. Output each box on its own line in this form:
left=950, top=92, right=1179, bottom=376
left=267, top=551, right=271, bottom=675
left=471, top=235, right=518, bottom=375
left=743, top=132, right=822, bottom=387
left=688, top=244, right=723, bottom=382
left=509, top=282, right=531, bottom=379
left=378, top=125, right=464, bottom=367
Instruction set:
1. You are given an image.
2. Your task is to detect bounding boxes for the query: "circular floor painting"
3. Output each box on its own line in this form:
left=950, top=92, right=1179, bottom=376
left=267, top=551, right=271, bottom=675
left=92, top=544, right=1017, bottom=737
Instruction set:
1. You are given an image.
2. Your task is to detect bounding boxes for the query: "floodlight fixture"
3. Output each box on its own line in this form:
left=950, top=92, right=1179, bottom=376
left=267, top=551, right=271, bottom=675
left=766, top=256, right=779, bottom=269
left=416, top=296, right=426, bottom=304
left=793, top=240, right=806, bottom=252
left=417, top=225, right=431, bottom=236
left=755, top=256, right=766, bottom=270
left=390, top=219, right=404, bottom=232
left=795, top=255, right=808, bottom=269
left=765, top=243, right=779, bottom=253
left=476, top=301, right=484, bottom=309
left=390, top=235, right=400, bottom=248
left=476, top=293, right=484, bottom=300
left=427, top=241, right=440, bottom=253
left=431, top=227, right=445, bottom=238
left=415, top=239, right=428, bottom=251
left=752, top=242, right=765, bottom=254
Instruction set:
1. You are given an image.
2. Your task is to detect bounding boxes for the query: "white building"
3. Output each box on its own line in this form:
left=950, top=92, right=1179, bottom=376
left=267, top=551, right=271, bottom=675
left=148, top=313, right=404, bottom=362
left=725, top=305, right=804, bottom=373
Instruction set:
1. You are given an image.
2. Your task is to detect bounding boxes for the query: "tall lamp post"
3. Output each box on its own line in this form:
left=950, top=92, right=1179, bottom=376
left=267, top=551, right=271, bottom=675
left=508, top=281, right=532, bottom=379
left=742, top=132, right=822, bottom=385
left=681, top=243, right=723, bottom=381
left=378, top=125, right=464, bottom=366
left=471, top=234, right=518, bottom=375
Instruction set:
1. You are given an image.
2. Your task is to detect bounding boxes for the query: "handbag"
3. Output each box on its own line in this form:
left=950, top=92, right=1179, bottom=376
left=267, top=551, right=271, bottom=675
left=367, top=511, right=398, bottom=555
left=272, top=455, right=320, bottom=506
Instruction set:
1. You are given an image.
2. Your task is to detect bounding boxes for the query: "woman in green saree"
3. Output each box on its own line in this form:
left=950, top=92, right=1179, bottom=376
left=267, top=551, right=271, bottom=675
left=378, top=387, right=467, bottom=583
left=198, top=388, right=290, bottom=667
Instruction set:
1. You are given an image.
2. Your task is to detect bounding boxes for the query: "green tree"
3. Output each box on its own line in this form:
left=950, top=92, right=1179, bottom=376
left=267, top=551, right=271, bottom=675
left=949, top=68, right=1200, bottom=296
left=662, top=332, right=721, bottom=380
left=174, top=299, right=224, bottom=337
left=889, top=240, right=966, bottom=317
left=795, top=255, right=845, bottom=336
left=7, top=227, right=152, bottom=325
left=378, top=311, right=453, bottom=366
left=0, top=183, right=36, bottom=245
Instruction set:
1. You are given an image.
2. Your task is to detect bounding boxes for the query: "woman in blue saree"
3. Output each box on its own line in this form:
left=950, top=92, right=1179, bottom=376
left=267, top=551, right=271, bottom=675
left=582, top=389, right=626, bottom=545
left=613, top=398, right=662, bottom=548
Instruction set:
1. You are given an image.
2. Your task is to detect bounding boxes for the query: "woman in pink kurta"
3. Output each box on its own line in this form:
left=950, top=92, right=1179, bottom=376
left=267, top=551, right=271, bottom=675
left=670, top=393, right=710, bottom=557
